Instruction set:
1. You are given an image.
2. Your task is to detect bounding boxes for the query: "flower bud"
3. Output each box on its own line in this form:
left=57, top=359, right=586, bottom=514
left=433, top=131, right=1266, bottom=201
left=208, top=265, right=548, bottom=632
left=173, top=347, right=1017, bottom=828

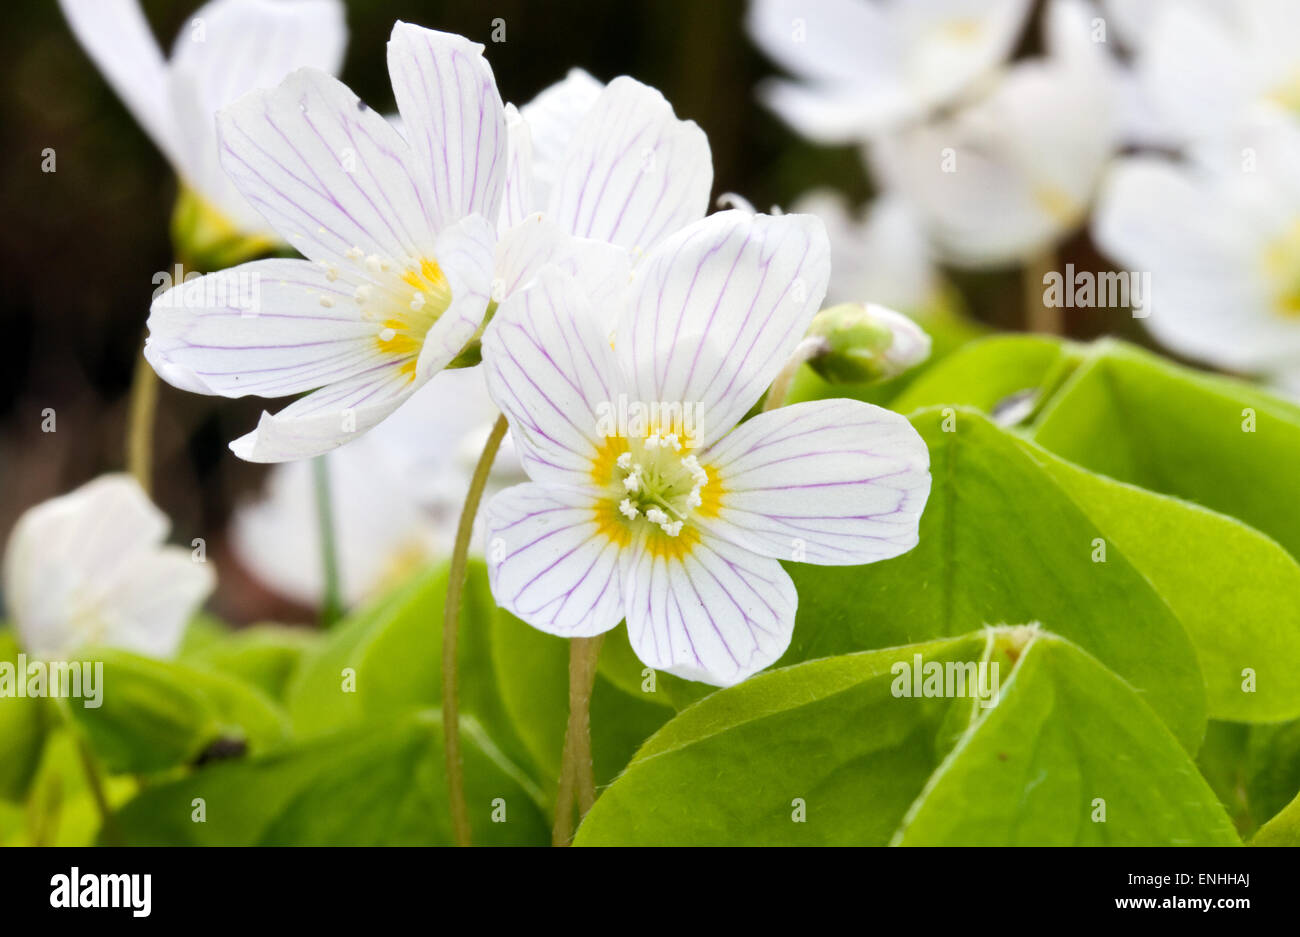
left=805, top=302, right=932, bottom=384
left=171, top=186, right=277, bottom=273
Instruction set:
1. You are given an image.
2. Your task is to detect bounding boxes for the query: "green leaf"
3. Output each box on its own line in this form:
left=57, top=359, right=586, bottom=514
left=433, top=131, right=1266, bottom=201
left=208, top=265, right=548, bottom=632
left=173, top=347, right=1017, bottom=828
left=576, top=630, right=1237, bottom=846
left=1250, top=788, right=1300, bottom=846
left=0, top=631, right=50, bottom=801
left=1198, top=718, right=1300, bottom=837
left=489, top=613, right=672, bottom=794
left=890, top=333, right=1078, bottom=415
left=110, top=711, right=549, bottom=845
left=66, top=649, right=288, bottom=774
left=893, top=633, right=1238, bottom=845
left=783, top=407, right=1207, bottom=750
left=1027, top=341, right=1300, bottom=560
left=1020, top=437, right=1300, bottom=722
left=182, top=624, right=319, bottom=701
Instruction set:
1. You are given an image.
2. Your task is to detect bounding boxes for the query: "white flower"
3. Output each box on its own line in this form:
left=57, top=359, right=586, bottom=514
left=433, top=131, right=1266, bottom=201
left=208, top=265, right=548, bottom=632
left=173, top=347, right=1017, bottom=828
left=1104, top=0, right=1300, bottom=149
left=145, top=23, right=715, bottom=463
left=479, top=212, right=932, bottom=686
left=3, top=475, right=214, bottom=660
left=1092, top=121, right=1300, bottom=387
left=790, top=190, right=939, bottom=311
left=231, top=367, right=524, bottom=608
left=144, top=23, right=507, bottom=461
left=59, top=0, right=347, bottom=239
left=867, top=0, right=1122, bottom=267
left=747, top=0, right=1032, bottom=142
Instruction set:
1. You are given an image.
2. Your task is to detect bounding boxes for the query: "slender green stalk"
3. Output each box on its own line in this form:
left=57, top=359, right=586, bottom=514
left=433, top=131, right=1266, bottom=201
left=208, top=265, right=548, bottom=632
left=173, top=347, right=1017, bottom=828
left=443, top=413, right=509, bottom=847
left=76, top=737, right=119, bottom=845
left=552, top=634, right=604, bottom=845
left=125, top=349, right=159, bottom=495
left=312, top=455, right=344, bottom=627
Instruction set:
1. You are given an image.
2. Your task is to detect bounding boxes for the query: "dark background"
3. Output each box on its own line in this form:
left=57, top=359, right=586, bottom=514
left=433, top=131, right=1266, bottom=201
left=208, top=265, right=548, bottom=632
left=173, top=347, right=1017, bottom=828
left=0, top=0, right=1123, bottom=624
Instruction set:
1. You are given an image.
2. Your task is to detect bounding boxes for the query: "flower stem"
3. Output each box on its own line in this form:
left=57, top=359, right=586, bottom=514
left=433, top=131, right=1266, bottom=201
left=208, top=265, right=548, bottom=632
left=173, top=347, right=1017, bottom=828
left=763, top=335, right=829, bottom=412
left=443, top=412, right=509, bottom=847
left=552, top=634, right=605, bottom=846
left=1023, top=249, right=1062, bottom=335
left=312, top=455, right=344, bottom=627
left=125, top=349, right=159, bottom=495
left=76, top=737, right=119, bottom=845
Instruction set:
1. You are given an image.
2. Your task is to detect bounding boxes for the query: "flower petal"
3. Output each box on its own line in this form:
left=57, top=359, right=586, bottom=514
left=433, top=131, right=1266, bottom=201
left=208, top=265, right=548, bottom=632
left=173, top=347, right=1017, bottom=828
left=58, top=0, right=179, bottom=168
left=387, top=22, right=507, bottom=234
left=3, top=475, right=211, bottom=660
left=623, top=530, right=796, bottom=686
left=702, top=399, right=931, bottom=565
left=519, top=68, right=604, bottom=211
left=414, top=212, right=497, bottom=381
left=549, top=76, right=712, bottom=255
left=229, top=364, right=418, bottom=462
left=168, top=0, right=347, bottom=227
left=484, top=483, right=625, bottom=638
left=618, top=210, right=830, bottom=448
left=495, top=212, right=631, bottom=313
left=146, top=258, right=388, bottom=398
left=217, top=67, right=438, bottom=267
left=500, top=103, right=534, bottom=232
left=481, top=265, right=623, bottom=488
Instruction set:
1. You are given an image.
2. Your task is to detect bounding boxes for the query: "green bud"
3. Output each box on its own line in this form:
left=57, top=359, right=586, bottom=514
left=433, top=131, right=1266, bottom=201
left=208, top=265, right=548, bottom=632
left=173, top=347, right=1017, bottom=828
left=805, top=302, right=932, bottom=384
left=171, top=185, right=278, bottom=272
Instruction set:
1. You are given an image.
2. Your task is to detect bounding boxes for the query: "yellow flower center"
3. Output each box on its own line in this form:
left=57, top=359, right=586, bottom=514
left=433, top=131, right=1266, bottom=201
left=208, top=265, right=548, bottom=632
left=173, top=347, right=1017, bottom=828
left=1261, top=218, right=1300, bottom=318
left=323, top=248, right=454, bottom=380
left=590, top=431, right=723, bottom=558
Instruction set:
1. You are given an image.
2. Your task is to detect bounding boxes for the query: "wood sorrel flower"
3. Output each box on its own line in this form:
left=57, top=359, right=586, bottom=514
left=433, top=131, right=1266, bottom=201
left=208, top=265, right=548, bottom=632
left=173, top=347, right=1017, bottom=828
left=3, top=476, right=214, bottom=660
left=479, top=211, right=932, bottom=686
left=145, top=23, right=507, bottom=461
left=747, top=0, right=1031, bottom=142
left=60, top=0, right=347, bottom=253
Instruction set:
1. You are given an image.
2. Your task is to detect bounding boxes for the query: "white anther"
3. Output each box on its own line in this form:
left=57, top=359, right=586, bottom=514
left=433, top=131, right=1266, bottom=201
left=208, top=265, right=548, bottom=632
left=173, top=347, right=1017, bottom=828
left=410, top=292, right=427, bottom=311
left=645, top=507, right=669, bottom=526
left=616, top=452, right=633, bottom=470
left=379, top=327, right=396, bottom=343
left=365, top=254, right=385, bottom=274
left=346, top=246, right=365, bottom=260
left=619, top=499, right=639, bottom=520
left=319, top=296, right=335, bottom=308
left=354, top=284, right=372, bottom=304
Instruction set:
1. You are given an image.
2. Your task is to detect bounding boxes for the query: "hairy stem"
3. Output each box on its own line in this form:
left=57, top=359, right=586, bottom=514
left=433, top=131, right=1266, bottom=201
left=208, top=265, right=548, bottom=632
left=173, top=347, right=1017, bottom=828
left=312, top=455, right=344, bottom=627
left=443, top=412, right=509, bottom=847
left=552, top=634, right=605, bottom=845
left=763, top=336, right=829, bottom=412
left=1023, top=249, right=1062, bottom=335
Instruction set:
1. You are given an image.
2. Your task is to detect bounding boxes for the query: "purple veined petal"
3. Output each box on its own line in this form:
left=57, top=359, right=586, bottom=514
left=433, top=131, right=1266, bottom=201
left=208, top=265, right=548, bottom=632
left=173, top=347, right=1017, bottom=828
left=549, top=76, right=712, bottom=256
left=58, top=0, right=181, bottom=170
left=414, top=212, right=497, bottom=382
left=481, top=265, right=625, bottom=490
left=495, top=212, right=632, bottom=315
left=701, top=398, right=931, bottom=566
left=167, top=0, right=348, bottom=228
left=387, top=22, right=508, bottom=235
left=617, top=210, right=831, bottom=449
left=483, top=483, right=625, bottom=638
left=519, top=67, right=604, bottom=210
left=146, top=257, right=393, bottom=399
left=228, top=362, right=420, bottom=463
left=499, top=103, right=535, bottom=233
left=217, top=67, right=439, bottom=268
left=622, top=527, right=797, bottom=687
